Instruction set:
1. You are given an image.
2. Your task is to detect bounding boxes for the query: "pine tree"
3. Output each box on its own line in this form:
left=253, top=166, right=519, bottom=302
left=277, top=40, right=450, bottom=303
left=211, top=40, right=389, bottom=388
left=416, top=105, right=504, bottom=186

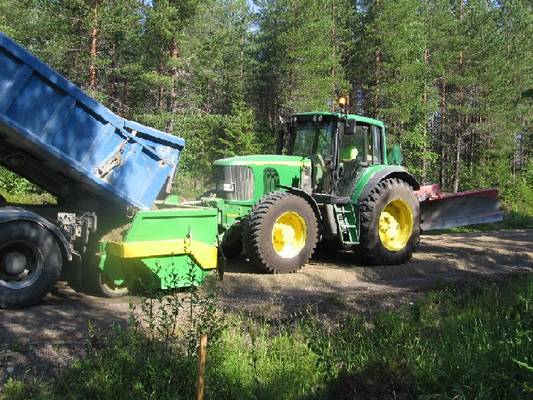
left=356, top=0, right=434, bottom=179
left=254, top=0, right=351, bottom=124
left=140, top=0, right=200, bottom=130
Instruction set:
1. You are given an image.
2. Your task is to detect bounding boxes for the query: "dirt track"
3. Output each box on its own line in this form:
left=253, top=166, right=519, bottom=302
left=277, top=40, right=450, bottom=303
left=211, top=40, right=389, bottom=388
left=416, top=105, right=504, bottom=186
left=1, top=230, right=532, bottom=384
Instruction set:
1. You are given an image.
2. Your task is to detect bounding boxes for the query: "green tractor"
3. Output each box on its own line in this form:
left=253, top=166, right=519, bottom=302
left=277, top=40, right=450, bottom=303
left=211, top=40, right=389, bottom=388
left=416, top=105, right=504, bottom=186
left=100, top=106, right=502, bottom=292
left=206, top=110, right=421, bottom=273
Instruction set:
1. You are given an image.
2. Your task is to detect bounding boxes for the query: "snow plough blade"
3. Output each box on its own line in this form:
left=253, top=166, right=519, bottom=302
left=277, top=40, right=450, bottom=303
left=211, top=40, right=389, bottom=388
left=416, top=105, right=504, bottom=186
left=416, top=185, right=503, bottom=231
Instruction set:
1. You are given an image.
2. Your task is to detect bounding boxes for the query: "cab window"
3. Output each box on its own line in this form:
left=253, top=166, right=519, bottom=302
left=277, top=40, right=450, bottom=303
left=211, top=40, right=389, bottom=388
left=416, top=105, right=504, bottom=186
left=291, top=121, right=333, bottom=157
left=371, top=125, right=383, bottom=164
left=339, top=123, right=382, bottom=165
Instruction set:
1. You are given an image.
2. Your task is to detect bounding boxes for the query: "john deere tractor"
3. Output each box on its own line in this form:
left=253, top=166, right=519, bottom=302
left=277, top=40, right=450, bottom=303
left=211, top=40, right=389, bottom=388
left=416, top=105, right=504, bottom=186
left=207, top=109, right=422, bottom=273
left=97, top=106, right=500, bottom=291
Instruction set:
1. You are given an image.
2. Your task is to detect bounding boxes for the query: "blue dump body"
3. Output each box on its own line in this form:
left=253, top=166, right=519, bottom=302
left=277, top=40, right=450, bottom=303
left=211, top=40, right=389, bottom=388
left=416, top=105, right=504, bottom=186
left=0, top=33, right=184, bottom=210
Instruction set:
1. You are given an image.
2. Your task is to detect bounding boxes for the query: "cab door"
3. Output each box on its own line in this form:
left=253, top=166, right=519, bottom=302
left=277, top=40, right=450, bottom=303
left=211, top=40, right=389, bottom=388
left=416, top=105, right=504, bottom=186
left=337, top=122, right=383, bottom=197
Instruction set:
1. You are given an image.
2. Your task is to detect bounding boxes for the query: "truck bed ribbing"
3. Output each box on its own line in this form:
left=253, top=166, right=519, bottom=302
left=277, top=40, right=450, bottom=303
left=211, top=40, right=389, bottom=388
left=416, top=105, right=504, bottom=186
left=0, top=33, right=184, bottom=210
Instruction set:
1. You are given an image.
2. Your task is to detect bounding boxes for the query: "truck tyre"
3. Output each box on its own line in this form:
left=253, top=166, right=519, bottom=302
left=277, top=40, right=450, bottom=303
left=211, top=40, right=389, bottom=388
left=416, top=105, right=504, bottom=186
left=0, top=221, right=62, bottom=308
left=244, top=192, right=318, bottom=273
left=85, top=258, right=129, bottom=298
left=359, top=178, right=420, bottom=265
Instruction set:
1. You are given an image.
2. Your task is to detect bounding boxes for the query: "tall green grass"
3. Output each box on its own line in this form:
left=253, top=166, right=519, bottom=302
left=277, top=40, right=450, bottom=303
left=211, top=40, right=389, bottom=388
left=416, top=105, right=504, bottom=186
left=2, top=275, right=532, bottom=400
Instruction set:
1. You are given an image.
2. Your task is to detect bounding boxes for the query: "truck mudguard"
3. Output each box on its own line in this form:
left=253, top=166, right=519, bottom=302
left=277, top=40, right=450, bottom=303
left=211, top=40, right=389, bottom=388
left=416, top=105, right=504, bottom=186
left=0, top=207, right=72, bottom=261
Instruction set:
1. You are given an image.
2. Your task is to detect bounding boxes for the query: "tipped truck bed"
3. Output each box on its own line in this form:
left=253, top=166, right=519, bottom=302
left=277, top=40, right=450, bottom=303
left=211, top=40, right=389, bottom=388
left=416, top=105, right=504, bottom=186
left=0, top=33, right=184, bottom=210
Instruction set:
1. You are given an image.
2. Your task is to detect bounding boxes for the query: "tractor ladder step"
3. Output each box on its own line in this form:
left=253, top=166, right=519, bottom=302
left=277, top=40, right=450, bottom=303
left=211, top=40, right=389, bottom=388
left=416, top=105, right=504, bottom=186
left=334, top=204, right=359, bottom=244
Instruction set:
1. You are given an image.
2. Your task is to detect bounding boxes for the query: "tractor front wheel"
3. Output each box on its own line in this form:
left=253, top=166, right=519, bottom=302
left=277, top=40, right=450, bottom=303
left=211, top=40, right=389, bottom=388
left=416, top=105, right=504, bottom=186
left=244, top=192, right=318, bottom=273
left=221, top=222, right=243, bottom=259
left=359, top=178, right=420, bottom=265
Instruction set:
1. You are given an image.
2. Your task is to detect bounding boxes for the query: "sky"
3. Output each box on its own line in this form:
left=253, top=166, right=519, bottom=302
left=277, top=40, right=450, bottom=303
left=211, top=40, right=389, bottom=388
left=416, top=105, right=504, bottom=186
left=247, top=0, right=260, bottom=12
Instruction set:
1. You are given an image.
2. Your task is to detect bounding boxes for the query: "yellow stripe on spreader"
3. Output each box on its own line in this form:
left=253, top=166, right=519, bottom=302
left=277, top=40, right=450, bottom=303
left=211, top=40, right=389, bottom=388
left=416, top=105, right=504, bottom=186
left=106, top=239, right=218, bottom=270
left=227, top=161, right=306, bottom=166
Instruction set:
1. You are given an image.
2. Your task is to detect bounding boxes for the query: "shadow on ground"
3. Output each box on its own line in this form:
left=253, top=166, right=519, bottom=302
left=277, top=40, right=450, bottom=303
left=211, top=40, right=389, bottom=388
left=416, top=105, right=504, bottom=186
left=0, top=283, right=130, bottom=384
left=0, top=230, right=531, bottom=384
left=218, top=230, right=533, bottom=319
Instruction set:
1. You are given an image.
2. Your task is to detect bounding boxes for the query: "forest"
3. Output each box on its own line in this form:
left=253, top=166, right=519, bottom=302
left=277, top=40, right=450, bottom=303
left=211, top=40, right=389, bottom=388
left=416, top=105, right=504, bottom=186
left=0, top=0, right=531, bottom=213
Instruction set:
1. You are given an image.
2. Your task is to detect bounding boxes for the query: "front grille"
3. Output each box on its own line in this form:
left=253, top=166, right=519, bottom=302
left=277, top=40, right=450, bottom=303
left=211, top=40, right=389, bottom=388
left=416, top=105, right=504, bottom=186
left=215, top=165, right=254, bottom=201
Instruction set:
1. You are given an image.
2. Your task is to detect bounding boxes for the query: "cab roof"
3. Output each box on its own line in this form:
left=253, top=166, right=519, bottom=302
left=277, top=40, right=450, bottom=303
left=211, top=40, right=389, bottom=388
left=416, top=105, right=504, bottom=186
left=291, top=112, right=385, bottom=128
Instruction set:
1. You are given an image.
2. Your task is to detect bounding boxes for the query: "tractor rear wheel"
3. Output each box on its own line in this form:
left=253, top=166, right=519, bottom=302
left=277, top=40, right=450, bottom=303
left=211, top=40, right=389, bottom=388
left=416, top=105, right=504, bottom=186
left=359, top=178, right=419, bottom=265
left=244, top=192, right=318, bottom=273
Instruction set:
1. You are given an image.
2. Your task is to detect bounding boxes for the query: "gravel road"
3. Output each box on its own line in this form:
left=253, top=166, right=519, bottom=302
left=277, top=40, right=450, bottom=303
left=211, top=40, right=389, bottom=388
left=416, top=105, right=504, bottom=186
left=1, top=229, right=531, bottom=384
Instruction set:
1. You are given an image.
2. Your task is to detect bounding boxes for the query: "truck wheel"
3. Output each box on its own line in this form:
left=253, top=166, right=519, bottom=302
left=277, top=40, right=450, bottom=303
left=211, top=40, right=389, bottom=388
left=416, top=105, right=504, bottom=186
left=0, top=221, right=62, bottom=308
left=244, top=192, right=318, bottom=273
left=359, top=178, right=420, bottom=265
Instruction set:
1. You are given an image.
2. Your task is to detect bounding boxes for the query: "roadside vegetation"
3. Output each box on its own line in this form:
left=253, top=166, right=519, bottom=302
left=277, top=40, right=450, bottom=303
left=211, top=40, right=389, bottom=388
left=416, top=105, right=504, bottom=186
left=0, top=168, right=56, bottom=205
left=2, top=275, right=531, bottom=400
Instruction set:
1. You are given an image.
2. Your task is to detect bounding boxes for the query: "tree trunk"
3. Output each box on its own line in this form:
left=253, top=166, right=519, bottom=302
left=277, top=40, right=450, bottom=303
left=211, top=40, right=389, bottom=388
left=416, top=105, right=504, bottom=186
left=453, top=122, right=461, bottom=193
left=166, top=39, right=179, bottom=133
left=422, top=47, right=429, bottom=182
left=88, top=0, right=99, bottom=92
left=331, top=0, right=337, bottom=106
left=452, top=1, right=465, bottom=193
left=373, top=48, right=381, bottom=115
left=439, top=79, right=446, bottom=189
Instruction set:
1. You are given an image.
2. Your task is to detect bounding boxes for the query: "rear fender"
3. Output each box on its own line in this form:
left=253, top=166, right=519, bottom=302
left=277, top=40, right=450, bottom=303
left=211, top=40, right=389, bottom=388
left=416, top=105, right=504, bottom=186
left=0, top=206, right=72, bottom=262
left=356, top=166, right=420, bottom=203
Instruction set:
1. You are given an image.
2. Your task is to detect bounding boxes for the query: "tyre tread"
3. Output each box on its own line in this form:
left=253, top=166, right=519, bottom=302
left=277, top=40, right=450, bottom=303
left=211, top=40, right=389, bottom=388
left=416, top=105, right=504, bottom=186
left=359, top=178, right=419, bottom=265
left=243, top=191, right=318, bottom=273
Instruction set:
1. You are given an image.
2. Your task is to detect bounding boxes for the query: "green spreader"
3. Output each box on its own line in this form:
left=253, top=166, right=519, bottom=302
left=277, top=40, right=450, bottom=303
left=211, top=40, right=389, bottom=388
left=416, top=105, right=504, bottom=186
left=99, top=207, right=219, bottom=293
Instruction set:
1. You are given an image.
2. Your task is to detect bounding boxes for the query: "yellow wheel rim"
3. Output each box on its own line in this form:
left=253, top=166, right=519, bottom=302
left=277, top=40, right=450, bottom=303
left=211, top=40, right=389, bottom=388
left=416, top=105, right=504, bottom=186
left=378, top=199, right=413, bottom=252
left=271, top=211, right=307, bottom=258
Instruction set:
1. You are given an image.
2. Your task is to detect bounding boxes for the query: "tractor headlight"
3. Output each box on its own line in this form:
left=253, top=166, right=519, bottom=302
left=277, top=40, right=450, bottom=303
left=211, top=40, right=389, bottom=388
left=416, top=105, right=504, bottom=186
left=217, top=182, right=235, bottom=192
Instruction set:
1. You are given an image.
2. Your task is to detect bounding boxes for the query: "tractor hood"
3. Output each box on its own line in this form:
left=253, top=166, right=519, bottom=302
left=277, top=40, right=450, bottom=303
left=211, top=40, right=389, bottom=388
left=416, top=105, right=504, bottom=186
left=213, top=154, right=310, bottom=167
left=213, top=155, right=311, bottom=204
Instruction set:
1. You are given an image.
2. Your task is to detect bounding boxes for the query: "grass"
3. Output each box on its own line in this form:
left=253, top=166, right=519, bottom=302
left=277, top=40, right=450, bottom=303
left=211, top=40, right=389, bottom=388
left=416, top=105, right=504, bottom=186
left=0, top=190, right=56, bottom=205
left=2, top=275, right=532, bottom=400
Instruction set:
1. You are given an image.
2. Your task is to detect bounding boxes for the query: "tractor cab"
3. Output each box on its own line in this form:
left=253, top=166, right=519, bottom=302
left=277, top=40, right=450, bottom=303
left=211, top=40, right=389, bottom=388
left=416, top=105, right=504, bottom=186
left=281, top=112, right=387, bottom=198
